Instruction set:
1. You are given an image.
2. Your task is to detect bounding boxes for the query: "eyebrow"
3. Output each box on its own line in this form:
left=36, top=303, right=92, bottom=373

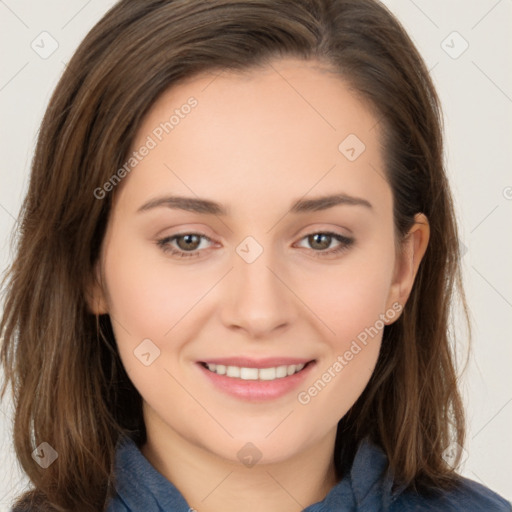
left=136, top=192, right=373, bottom=216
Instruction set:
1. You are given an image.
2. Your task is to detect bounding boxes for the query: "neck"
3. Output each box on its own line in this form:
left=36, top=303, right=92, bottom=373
left=140, top=404, right=339, bottom=512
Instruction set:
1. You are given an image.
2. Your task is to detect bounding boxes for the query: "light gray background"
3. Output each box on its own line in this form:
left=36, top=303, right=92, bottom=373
left=1, top=0, right=511, bottom=509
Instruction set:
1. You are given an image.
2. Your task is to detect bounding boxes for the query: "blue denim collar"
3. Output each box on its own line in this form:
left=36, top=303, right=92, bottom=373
left=107, top=435, right=400, bottom=512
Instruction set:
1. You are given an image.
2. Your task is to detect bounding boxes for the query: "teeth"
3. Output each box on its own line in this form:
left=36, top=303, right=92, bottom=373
left=205, top=363, right=306, bottom=381
left=259, top=367, right=276, bottom=380
left=226, top=366, right=240, bottom=378
left=240, top=367, right=258, bottom=380
left=276, top=366, right=288, bottom=378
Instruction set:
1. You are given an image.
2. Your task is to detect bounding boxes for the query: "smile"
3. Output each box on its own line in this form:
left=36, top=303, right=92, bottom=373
left=197, top=359, right=316, bottom=401
left=201, top=362, right=306, bottom=381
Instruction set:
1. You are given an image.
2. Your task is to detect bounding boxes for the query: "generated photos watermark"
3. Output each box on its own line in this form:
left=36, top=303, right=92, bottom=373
left=93, top=96, right=198, bottom=199
left=297, top=302, right=403, bottom=405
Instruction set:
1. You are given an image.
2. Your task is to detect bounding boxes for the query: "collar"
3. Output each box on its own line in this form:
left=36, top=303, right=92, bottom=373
left=109, top=435, right=399, bottom=512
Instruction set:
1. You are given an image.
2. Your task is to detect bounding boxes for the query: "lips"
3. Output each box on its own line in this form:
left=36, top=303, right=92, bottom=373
left=196, top=357, right=317, bottom=401
left=198, top=357, right=314, bottom=368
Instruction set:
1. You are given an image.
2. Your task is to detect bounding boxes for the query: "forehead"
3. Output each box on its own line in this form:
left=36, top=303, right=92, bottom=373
left=114, top=58, right=390, bottom=218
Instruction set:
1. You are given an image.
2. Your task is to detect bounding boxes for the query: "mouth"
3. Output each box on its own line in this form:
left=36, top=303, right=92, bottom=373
left=196, top=358, right=317, bottom=401
left=199, top=360, right=314, bottom=381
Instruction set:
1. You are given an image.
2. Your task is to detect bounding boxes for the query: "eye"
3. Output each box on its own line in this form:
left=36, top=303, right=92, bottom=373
left=156, top=233, right=214, bottom=258
left=295, top=231, right=354, bottom=258
left=156, top=231, right=354, bottom=259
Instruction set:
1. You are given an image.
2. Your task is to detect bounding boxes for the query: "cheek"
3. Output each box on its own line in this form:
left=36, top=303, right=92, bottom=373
left=294, top=275, right=389, bottom=427
left=102, top=236, right=207, bottom=338
left=296, top=241, right=395, bottom=345
left=101, top=239, right=205, bottom=405
left=292, top=240, right=395, bottom=408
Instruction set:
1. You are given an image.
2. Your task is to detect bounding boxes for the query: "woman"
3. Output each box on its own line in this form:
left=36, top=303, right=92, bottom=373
left=1, top=0, right=509, bottom=510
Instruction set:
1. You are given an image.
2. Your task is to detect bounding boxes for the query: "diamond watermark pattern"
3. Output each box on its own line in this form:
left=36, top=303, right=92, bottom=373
left=236, top=236, right=263, bottom=264
left=338, top=134, right=366, bottom=162
left=442, top=442, right=469, bottom=469
left=237, top=442, right=263, bottom=468
left=31, top=442, right=58, bottom=469
left=134, top=338, right=161, bottom=366
left=441, top=31, right=469, bottom=60
left=458, top=238, right=468, bottom=258
left=30, top=31, right=59, bottom=59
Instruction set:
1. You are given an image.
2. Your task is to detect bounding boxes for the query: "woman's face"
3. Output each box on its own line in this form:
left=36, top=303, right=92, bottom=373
left=92, top=58, right=427, bottom=465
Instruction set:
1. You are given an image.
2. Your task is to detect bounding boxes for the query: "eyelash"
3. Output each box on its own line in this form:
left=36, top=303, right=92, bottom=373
left=156, top=231, right=354, bottom=259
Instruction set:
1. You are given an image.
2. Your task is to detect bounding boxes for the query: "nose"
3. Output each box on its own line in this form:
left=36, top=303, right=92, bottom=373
left=219, top=243, right=297, bottom=338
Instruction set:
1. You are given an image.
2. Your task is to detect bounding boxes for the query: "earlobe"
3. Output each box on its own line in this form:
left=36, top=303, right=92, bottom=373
left=385, top=213, right=430, bottom=318
left=85, top=264, right=109, bottom=315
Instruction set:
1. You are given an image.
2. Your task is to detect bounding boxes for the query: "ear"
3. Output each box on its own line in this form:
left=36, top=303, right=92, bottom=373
left=385, top=213, right=430, bottom=320
left=85, top=262, right=109, bottom=315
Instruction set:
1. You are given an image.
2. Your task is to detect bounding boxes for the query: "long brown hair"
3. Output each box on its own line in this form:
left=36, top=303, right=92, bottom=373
left=1, top=0, right=469, bottom=510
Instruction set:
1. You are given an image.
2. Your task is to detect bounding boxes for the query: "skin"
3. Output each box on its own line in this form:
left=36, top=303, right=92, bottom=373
left=88, top=58, right=429, bottom=512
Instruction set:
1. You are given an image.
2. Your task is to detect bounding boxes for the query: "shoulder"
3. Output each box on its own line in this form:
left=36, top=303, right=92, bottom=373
left=390, top=475, right=511, bottom=512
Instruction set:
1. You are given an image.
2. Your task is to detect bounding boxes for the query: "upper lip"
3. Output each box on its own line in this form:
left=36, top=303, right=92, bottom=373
left=198, top=357, right=315, bottom=368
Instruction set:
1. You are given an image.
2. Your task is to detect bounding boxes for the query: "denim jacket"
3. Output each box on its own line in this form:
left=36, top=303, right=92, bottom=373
left=105, top=435, right=510, bottom=511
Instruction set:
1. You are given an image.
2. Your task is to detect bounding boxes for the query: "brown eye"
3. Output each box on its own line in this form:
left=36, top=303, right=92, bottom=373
left=156, top=232, right=214, bottom=258
left=308, top=233, right=333, bottom=250
left=296, top=231, right=354, bottom=258
left=175, top=234, right=202, bottom=251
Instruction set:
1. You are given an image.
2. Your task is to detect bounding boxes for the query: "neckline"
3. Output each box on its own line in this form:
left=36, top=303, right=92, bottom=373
left=110, top=435, right=395, bottom=511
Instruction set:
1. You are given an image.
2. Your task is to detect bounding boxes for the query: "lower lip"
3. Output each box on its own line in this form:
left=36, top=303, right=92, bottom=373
left=196, top=361, right=316, bottom=401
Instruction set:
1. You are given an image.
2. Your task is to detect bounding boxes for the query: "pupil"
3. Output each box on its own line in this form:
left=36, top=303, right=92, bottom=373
left=180, top=234, right=199, bottom=250
left=311, top=233, right=330, bottom=250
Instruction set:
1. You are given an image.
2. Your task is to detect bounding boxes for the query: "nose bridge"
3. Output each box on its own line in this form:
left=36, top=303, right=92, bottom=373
left=220, top=235, right=295, bottom=336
